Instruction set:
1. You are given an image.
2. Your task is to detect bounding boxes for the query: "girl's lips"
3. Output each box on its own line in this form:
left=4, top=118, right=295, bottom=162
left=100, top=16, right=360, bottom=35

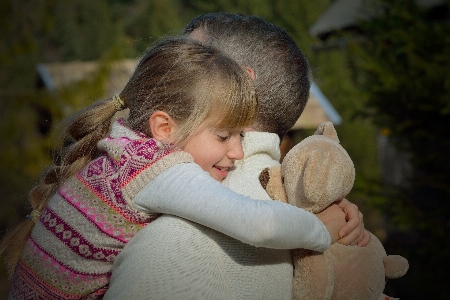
left=214, top=166, right=230, bottom=178
left=215, top=166, right=230, bottom=171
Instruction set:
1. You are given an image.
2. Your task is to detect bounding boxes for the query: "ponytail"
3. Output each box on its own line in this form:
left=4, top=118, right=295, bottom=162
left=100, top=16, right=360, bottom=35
left=0, top=95, right=125, bottom=276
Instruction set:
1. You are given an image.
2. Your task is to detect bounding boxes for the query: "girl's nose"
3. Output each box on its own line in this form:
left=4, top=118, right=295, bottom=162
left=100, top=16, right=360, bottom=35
left=228, top=137, right=244, bottom=160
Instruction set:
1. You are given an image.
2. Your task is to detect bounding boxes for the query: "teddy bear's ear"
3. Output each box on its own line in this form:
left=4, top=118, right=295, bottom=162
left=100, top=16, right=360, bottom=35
left=259, top=166, right=288, bottom=203
left=314, top=121, right=339, bottom=143
left=259, top=168, right=271, bottom=190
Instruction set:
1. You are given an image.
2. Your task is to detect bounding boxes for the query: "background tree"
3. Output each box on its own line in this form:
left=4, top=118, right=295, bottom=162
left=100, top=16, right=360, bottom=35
left=349, top=0, right=450, bottom=298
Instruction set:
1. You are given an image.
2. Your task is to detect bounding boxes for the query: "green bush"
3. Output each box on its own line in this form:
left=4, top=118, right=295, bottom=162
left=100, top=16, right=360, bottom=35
left=350, top=0, right=450, bottom=298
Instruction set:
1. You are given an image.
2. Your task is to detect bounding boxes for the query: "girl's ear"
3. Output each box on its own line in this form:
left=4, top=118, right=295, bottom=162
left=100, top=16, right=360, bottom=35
left=149, top=111, right=178, bottom=142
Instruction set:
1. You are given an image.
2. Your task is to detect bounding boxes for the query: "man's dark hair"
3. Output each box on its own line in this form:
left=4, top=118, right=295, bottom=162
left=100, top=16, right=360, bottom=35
left=184, top=12, right=311, bottom=140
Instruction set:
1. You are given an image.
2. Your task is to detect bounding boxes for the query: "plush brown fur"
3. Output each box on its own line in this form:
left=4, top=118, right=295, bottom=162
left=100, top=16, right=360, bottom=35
left=260, top=121, right=409, bottom=300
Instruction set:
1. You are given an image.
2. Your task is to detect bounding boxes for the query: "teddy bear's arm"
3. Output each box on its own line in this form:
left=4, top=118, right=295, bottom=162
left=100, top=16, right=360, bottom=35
left=384, top=255, right=409, bottom=279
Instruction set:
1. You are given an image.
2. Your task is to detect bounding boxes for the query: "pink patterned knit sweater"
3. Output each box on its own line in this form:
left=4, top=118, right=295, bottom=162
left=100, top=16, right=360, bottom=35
left=9, top=120, right=193, bottom=299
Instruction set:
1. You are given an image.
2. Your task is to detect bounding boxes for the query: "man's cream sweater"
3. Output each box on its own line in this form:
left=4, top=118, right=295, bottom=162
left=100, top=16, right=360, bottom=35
left=105, top=132, right=330, bottom=299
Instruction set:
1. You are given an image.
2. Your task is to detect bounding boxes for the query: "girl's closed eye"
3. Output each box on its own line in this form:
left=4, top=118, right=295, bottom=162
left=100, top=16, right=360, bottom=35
left=215, top=129, right=232, bottom=142
left=217, top=133, right=231, bottom=142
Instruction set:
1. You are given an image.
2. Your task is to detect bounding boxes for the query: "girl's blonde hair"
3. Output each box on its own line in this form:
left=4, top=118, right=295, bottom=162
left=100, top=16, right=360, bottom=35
left=124, top=37, right=257, bottom=146
left=0, top=37, right=257, bottom=275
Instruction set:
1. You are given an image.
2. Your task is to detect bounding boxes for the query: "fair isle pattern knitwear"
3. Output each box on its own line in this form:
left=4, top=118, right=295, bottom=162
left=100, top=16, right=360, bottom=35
left=9, top=120, right=193, bottom=300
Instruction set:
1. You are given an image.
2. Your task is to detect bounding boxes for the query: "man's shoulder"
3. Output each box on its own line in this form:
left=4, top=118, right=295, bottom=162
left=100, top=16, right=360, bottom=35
left=239, top=131, right=281, bottom=167
left=225, top=156, right=279, bottom=200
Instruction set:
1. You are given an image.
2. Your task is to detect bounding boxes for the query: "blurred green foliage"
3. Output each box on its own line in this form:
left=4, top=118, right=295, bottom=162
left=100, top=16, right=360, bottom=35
left=349, top=0, right=450, bottom=298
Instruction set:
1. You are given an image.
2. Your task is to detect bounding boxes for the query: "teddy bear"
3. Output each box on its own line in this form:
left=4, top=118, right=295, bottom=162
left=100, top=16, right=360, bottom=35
left=259, top=121, right=409, bottom=300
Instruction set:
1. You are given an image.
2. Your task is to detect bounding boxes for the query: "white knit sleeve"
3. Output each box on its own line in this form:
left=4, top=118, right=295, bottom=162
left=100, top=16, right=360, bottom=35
left=134, top=163, right=330, bottom=251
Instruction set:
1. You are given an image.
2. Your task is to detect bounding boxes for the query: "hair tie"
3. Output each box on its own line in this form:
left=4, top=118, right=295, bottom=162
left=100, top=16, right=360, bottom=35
left=27, top=210, right=41, bottom=223
left=113, top=94, right=127, bottom=111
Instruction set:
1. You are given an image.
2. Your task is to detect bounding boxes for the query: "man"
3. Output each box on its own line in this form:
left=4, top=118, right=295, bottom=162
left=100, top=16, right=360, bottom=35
left=105, top=13, right=368, bottom=299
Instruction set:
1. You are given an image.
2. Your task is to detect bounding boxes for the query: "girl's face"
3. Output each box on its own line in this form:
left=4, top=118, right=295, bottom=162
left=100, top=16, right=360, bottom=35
left=182, top=127, right=244, bottom=182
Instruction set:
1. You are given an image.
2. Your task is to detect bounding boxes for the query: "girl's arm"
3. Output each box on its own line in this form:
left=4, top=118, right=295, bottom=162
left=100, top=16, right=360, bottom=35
left=134, top=163, right=331, bottom=251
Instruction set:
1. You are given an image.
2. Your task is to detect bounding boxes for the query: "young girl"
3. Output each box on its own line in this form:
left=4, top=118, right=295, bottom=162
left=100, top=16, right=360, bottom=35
left=3, top=37, right=339, bottom=299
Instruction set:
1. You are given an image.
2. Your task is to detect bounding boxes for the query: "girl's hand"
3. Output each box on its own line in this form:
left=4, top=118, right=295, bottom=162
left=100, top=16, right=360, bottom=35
left=335, top=198, right=371, bottom=247
left=316, top=203, right=347, bottom=244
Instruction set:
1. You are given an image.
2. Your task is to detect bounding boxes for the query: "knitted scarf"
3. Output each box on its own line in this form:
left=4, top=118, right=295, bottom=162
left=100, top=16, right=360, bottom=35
left=9, top=120, right=193, bottom=299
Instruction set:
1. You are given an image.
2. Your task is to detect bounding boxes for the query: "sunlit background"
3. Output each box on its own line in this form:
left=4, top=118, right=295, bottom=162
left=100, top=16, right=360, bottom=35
left=1, top=0, right=449, bottom=298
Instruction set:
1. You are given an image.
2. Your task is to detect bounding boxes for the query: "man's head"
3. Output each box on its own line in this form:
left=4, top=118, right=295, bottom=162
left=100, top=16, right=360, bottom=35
left=184, top=12, right=311, bottom=140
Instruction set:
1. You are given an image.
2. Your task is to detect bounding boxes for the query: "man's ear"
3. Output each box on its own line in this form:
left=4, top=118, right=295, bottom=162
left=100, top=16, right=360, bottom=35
left=245, top=66, right=256, bottom=81
left=149, top=111, right=177, bottom=142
